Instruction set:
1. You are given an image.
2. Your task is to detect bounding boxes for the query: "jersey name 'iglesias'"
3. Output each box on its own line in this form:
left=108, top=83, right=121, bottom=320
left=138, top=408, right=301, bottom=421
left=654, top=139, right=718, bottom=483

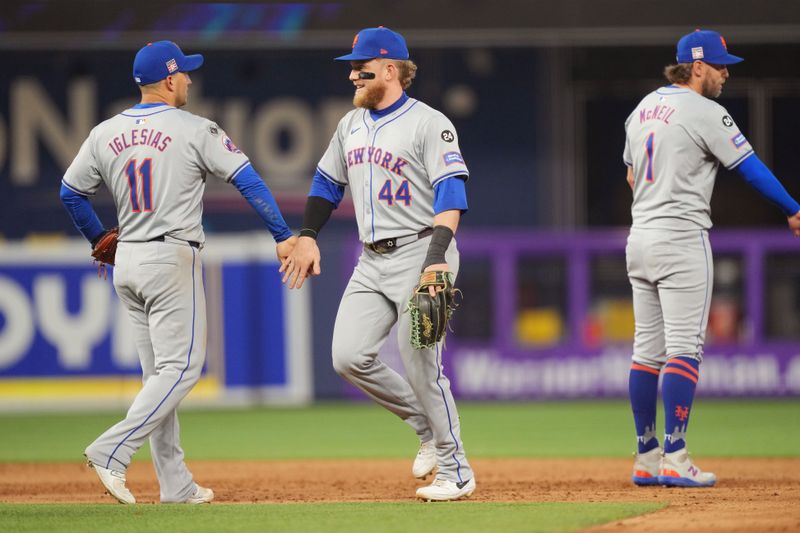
left=317, top=98, right=469, bottom=243
left=62, top=105, right=250, bottom=244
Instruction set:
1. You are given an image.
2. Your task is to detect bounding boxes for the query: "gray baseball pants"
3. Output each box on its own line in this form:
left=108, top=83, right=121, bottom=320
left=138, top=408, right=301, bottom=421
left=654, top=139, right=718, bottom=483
left=85, top=240, right=205, bottom=502
left=626, top=228, right=713, bottom=367
left=331, top=236, right=473, bottom=484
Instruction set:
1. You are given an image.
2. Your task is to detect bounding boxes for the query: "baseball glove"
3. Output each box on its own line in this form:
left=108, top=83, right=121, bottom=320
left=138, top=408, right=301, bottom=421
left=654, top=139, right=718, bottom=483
left=91, top=227, right=119, bottom=278
left=407, top=270, right=460, bottom=349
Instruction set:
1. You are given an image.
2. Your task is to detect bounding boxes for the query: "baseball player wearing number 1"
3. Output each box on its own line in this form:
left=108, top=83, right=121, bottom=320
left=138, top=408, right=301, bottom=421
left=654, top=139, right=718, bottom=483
left=625, top=29, right=800, bottom=487
left=60, top=41, right=296, bottom=503
left=280, top=26, right=475, bottom=501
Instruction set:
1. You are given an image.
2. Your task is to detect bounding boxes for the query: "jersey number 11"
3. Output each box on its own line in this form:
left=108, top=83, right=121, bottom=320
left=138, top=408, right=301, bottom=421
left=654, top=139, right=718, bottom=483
left=125, top=158, right=153, bottom=212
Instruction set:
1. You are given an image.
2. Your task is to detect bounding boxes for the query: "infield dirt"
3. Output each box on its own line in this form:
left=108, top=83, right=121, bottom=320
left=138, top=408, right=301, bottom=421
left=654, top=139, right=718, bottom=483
left=1, top=458, right=797, bottom=532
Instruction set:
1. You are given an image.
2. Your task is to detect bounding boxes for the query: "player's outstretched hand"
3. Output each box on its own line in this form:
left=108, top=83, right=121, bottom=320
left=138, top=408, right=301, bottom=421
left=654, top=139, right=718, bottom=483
left=422, top=263, right=450, bottom=297
left=280, top=236, right=321, bottom=289
left=788, top=211, right=800, bottom=237
left=276, top=235, right=298, bottom=265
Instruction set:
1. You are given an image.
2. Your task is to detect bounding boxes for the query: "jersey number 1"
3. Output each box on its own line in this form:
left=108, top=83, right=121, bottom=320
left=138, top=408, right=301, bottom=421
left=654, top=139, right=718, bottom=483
left=125, top=158, right=153, bottom=212
left=645, top=132, right=655, bottom=183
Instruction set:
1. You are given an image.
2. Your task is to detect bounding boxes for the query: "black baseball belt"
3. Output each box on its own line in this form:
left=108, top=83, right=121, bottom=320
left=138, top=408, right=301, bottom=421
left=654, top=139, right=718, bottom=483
left=366, top=227, right=433, bottom=254
left=148, top=235, right=201, bottom=249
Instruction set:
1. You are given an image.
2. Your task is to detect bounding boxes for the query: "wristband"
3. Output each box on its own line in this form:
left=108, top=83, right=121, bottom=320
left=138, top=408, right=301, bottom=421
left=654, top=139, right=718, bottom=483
left=421, top=225, right=454, bottom=270
left=302, top=196, right=335, bottom=240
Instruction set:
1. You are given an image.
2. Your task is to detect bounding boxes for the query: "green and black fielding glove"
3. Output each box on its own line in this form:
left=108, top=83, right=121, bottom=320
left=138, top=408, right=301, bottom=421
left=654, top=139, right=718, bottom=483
left=407, top=270, right=460, bottom=349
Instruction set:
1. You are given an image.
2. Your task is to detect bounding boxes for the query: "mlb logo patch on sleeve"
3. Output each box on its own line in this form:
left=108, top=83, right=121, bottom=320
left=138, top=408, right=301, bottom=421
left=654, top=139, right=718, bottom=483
left=443, top=151, right=465, bottom=165
left=731, top=133, right=748, bottom=149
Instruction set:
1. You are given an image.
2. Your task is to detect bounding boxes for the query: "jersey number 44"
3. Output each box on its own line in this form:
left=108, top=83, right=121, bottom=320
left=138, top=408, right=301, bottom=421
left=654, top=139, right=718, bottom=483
left=378, top=179, right=412, bottom=206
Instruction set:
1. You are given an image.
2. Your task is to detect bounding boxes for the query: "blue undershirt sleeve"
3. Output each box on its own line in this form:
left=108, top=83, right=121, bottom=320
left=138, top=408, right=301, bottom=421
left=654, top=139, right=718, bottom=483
left=59, top=183, right=105, bottom=244
left=309, top=170, right=345, bottom=207
left=231, top=164, right=293, bottom=242
left=736, top=154, right=800, bottom=217
left=433, top=176, right=468, bottom=215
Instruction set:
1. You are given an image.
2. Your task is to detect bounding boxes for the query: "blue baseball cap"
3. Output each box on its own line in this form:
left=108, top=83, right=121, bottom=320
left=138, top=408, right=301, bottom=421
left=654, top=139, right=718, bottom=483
left=676, top=29, right=743, bottom=65
left=335, top=26, right=409, bottom=61
left=133, top=41, right=204, bottom=85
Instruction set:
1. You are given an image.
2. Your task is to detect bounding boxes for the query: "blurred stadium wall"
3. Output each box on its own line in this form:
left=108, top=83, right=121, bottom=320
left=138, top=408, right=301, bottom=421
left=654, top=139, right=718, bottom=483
left=1, top=1, right=800, bottom=407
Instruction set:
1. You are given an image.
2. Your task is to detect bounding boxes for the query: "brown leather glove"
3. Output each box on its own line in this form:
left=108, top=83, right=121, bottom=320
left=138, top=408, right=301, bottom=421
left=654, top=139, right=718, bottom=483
left=91, top=227, right=119, bottom=277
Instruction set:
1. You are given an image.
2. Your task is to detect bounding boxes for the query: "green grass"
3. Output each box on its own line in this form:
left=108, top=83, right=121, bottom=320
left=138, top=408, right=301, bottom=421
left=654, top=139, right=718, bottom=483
left=0, top=502, right=664, bottom=533
left=0, top=400, right=797, bottom=462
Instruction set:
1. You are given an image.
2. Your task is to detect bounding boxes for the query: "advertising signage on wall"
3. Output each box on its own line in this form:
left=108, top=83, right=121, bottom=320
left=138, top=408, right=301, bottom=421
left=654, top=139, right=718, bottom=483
left=0, top=47, right=540, bottom=237
left=0, top=236, right=312, bottom=408
left=346, top=230, right=800, bottom=399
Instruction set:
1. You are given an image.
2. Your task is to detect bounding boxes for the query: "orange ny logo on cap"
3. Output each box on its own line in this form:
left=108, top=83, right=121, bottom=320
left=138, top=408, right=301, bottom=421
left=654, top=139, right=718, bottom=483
left=351, top=33, right=359, bottom=49
left=720, top=35, right=727, bottom=49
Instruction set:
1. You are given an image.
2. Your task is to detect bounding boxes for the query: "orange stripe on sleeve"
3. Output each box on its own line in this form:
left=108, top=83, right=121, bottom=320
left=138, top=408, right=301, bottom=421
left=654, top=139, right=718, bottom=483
left=667, top=358, right=700, bottom=377
left=663, top=367, right=698, bottom=384
left=630, top=363, right=660, bottom=376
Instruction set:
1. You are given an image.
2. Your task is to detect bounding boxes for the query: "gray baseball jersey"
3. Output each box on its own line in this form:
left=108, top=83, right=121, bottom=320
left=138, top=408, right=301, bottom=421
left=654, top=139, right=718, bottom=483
left=63, top=105, right=250, bottom=243
left=316, top=98, right=469, bottom=243
left=624, top=86, right=754, bottom=230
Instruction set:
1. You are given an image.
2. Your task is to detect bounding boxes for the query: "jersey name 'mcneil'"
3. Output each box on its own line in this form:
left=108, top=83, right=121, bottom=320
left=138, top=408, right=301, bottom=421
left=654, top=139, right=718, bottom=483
left=639, top=105, right=676, bottom=124
left=108, top=128, right=172, bottom=156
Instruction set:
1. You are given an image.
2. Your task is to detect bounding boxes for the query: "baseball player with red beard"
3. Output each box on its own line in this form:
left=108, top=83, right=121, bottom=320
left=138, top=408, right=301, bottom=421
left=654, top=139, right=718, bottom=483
left=280, top=26, right=475, bottom=501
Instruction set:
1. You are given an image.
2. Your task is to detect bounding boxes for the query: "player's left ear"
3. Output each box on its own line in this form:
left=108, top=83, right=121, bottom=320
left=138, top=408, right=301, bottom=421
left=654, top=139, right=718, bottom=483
left=388, top=62, right=399, bottom=82
left=164, top=75, right=176, bottom=92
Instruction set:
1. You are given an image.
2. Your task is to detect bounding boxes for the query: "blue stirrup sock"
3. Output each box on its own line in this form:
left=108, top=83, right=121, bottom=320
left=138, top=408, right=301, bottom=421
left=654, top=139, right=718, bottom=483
left=662, top=356, right=700, bottom=454
left=629, top=362, right=661, bottom=454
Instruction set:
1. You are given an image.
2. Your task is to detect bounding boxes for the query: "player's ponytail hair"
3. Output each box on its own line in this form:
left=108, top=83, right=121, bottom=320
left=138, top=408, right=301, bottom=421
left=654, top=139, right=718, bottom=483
left=394, top=60, right=418, bottom=90
left=664, top=63, right=692, bottom=84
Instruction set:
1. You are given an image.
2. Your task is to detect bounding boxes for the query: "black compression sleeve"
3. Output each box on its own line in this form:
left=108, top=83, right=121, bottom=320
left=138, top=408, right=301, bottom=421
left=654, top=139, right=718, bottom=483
left=421, top=225, right=454, bottom=270
left=300, top=195, right=336, bottom=239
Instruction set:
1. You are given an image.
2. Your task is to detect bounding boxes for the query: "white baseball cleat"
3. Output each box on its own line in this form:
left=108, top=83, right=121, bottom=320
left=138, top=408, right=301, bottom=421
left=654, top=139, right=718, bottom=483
left=412, top=440, right=437, bottom=479
left=658, top=448, right=716, bottom=487
left=416, top=476, right=476, bottom=502
left=88, top=462, right=136, bottom=504
left=184, top=484, right=214, bottom=504
left=632, top=446, right=663, bottom=486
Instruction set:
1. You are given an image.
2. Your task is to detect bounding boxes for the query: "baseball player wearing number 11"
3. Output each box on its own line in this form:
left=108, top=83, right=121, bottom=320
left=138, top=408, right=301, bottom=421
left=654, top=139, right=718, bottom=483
left=624, top=29, right=800, bottom=488
left=280, top=26, right=475, bottom=501
left=60, top=41, right=296, bottom=504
